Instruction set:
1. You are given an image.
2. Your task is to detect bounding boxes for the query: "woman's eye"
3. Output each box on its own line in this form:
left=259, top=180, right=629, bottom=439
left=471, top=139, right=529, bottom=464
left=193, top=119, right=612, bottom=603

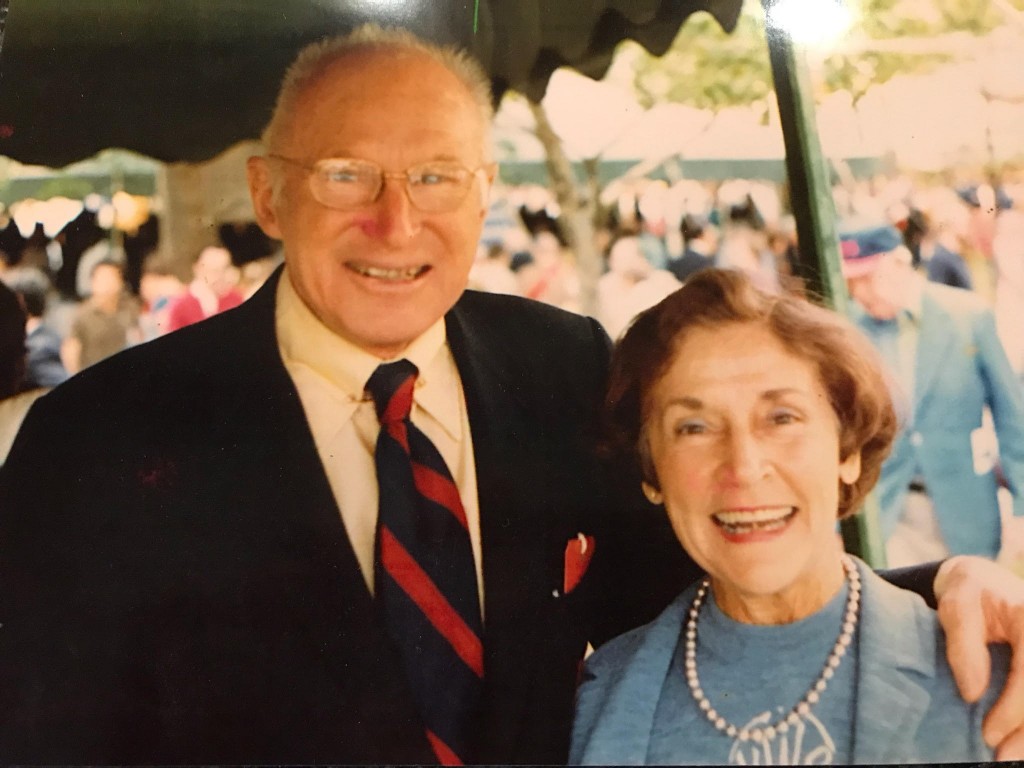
left=673, top=421, right=707, bottom=436
left=769, top=410, right=799, bottom=425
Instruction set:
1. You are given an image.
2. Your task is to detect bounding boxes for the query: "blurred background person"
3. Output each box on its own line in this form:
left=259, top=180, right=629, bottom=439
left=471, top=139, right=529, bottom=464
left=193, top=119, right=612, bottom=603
left=137, top=254, right=187, bottom=341
left=166, top=245, right=243, bottom=332
left=1, top=267, right=68, bottom=390
left=75, top=240, right=127, bottom=300
left=901, top=207, right=972, bottom=291
left=841, top=223, right=1024, bottom=566
left=956, top=184, right=1014, bottom=304
left=0, top=281, right=27, bottom=401
left=766, top=215, right=805, bottom=298
left=0, top=281, right=47, bottom=466
left=468, top=241, right=521, bottom=296
left=518, top=230, right=581, bottom=312
left=667, top=214, right=717, bottom=284
left=715, top=194, right=780, bottom=294
left=62, top=259, right=141, bottom=375
left=237, top=250, right=285, bottom=301
left=993, top=208, right=1024, bottom=380
left=635, top=184, right=671, bottom=270
left=597, top=234, right=679, bottom=340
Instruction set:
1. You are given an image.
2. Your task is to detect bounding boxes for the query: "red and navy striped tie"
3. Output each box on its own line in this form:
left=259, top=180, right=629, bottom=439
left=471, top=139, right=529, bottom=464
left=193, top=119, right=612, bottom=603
left=366, top=360, right=484, bottom=765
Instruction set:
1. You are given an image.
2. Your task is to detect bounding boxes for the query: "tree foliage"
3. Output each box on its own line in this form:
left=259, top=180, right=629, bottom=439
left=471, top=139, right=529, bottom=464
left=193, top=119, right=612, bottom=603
left=630, top=11, right=773, bottom=110
left=629, top=0, right=1023, bottom=109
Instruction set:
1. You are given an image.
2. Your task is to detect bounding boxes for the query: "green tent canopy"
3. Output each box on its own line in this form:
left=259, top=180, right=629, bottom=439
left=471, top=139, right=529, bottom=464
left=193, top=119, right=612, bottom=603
left=0, top=0, right=742, bottom=167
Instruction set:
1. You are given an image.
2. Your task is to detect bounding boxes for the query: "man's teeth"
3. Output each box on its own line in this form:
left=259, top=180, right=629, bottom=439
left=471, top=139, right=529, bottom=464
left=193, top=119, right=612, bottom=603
left=351, top=264, right=427, bottom=280
left=712, top=507, right=795, bottom=535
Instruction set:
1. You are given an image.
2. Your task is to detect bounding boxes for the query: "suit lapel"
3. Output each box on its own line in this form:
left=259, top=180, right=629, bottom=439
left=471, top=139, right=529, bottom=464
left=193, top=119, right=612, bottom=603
left=214, top=268, right=369, bottom=606
left=216, top=270, right=434, bottom=760
left=446, top=298, right=561, bottom=759
left=850, top=562, right=935, bottom=763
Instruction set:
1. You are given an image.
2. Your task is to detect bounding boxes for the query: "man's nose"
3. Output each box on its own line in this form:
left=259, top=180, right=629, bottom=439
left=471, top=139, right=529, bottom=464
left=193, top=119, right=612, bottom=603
left=847, top=279, right=869, bottom=305
left=369, top=176, right=418, bottom=243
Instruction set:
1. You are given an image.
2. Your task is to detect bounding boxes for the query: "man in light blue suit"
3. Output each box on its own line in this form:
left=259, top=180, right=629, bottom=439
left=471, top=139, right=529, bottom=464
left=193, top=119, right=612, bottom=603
left=841, top=223, right=1024, bottom=565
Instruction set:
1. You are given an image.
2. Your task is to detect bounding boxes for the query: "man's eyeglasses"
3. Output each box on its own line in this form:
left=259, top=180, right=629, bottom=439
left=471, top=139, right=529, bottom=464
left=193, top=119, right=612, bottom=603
left=268, top=154, right=491, bottom=213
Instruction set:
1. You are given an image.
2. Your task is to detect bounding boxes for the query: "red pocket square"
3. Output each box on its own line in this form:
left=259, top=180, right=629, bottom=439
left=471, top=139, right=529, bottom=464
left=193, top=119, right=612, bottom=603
left=564, top=533, right=595, bottom=595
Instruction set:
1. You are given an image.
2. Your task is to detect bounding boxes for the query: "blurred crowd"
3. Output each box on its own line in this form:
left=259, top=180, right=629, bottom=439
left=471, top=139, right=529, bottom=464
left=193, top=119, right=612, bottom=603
left=0, top=214, right=283, bottom=389
left=5, top=172, right=1023, bottom=389
left=470, top=172, right=1024, bottom=374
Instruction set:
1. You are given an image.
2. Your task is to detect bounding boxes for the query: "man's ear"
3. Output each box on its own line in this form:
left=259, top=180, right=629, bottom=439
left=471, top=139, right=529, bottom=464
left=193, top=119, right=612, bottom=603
left=478, top=162, right=498, bottom=212
left=641, top=482, right=664, bottom=505
left=247, top=156, right=283, bottom=240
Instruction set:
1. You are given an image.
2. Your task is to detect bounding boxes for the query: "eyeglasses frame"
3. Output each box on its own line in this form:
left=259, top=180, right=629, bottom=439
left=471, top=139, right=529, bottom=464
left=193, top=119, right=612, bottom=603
left=266, top=153, right=495, bottom=213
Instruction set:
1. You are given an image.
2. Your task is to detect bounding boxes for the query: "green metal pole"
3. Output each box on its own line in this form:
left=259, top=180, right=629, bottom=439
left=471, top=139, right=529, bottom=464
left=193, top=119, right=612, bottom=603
left=760, top=1, right=846, bottom=309
left=760, top=0, right=887, bottom=567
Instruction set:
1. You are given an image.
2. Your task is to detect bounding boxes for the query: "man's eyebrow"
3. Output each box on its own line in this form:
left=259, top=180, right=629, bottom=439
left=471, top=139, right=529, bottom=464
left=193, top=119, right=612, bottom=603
left=422, top=153, right=467, bottom=163
left=318, top=152, right=467, bottom=164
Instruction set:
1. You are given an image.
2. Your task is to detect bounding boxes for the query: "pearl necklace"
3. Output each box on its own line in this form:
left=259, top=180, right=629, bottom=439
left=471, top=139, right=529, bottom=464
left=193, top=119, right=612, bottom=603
left=683, top=554, right=861, bottom=743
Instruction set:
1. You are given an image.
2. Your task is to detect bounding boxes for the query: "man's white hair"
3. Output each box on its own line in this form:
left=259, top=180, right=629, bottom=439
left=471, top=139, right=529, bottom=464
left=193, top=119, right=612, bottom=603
left=261, top=24, right=494, bottom=159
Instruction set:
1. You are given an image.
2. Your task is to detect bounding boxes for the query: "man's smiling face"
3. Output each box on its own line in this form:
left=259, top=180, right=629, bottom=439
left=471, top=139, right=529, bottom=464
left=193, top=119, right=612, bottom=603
left=249, top=48, right=492, bottom=358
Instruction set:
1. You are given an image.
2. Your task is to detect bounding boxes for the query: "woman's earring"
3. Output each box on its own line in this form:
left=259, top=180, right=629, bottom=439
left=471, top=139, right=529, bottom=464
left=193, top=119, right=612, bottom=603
left=642, top=483, right=663, bottom=505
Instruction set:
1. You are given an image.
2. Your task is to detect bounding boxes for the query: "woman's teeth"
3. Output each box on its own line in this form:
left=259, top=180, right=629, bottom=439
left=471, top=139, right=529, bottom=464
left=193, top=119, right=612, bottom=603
left=351, top=264, right=427, bottom=280
left=712, top=507, right=796, bottom=535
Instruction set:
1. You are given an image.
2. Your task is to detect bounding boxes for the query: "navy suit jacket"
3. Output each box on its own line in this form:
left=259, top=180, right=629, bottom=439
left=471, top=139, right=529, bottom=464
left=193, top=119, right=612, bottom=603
left=0, top=269, right=694, bottom=764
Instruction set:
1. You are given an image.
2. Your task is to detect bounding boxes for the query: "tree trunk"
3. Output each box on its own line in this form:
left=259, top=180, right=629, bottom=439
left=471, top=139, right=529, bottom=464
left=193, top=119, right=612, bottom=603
left=154, top=141, right=262, bottom=280
left=156, top=163, right=218, bottom=281
left=527, top=99, right=602, bottom=316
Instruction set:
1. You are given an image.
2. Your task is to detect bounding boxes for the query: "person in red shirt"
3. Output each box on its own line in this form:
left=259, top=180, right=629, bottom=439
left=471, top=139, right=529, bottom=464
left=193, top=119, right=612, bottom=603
left=166, top=245, right=244, bottom=332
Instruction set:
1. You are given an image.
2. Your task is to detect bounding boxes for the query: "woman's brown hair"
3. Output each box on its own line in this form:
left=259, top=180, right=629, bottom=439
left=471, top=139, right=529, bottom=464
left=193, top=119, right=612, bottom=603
left=604, top=268, right=899, bottom=519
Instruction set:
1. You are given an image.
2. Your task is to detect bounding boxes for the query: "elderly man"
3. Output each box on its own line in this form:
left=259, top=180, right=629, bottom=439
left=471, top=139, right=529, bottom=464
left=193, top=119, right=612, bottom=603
left=3, top=26, right=1024, bottom=765
left=841, top=223, right=1024, bottom=568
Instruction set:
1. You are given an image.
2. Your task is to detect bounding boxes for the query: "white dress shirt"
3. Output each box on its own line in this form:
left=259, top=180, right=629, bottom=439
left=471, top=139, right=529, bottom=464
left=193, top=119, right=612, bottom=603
left=275, top=270, right=483, bottom=610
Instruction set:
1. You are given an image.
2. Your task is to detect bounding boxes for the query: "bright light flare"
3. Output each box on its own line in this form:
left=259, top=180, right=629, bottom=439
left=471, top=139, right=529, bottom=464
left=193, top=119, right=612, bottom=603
left=766, top=0, right=854, bottom=48
left=10, top=197, right=85, bottom=237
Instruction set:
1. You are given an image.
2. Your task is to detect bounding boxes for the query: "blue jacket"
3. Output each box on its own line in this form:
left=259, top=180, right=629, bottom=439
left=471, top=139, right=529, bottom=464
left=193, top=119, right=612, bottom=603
left=570, top=558, right=1006, bottom=764
left=925, top=244, right=972, bottom=290
left=853, top=281, right=1024, bottom=557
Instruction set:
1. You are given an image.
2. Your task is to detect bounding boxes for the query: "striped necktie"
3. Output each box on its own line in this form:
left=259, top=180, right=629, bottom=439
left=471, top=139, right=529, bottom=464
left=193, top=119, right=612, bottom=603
left=366, top=360, right=484, bottom=765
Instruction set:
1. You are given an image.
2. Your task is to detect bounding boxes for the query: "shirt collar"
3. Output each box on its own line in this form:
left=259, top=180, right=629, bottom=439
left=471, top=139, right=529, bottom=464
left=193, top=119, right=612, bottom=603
left=275, top=268, right=460, bottom=440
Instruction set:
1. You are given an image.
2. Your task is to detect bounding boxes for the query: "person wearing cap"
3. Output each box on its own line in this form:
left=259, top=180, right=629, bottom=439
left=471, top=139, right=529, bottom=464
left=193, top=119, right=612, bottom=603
left=956, top=184, right=1015, bottom=302
left=841, top=223, right=1024, bottom=567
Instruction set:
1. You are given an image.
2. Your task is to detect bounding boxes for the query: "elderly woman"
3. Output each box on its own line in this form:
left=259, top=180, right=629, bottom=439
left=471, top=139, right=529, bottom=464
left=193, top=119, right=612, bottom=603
left=570, top=269, right=1008, bottom=764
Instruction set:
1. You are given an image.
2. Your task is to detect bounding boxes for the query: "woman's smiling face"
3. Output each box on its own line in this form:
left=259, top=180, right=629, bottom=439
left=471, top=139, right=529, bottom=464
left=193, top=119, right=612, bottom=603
left=644, top=321, right=862, bottom=623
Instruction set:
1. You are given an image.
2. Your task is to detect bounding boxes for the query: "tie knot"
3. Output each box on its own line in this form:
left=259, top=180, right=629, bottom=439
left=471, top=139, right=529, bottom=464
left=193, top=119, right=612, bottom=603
left=365, top=360, right=418, bottom=424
